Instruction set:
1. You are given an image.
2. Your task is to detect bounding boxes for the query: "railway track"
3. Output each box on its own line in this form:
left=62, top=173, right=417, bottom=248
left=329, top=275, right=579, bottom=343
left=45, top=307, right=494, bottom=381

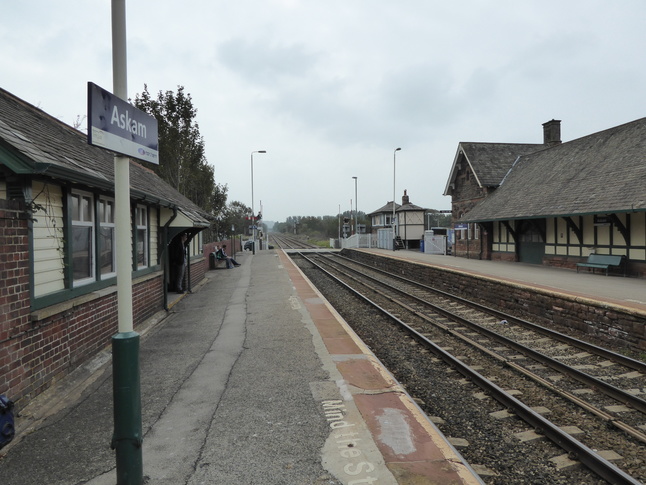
left=293, top=251, right=646, bottom=484
left=270, top=234, right=319, bottom=250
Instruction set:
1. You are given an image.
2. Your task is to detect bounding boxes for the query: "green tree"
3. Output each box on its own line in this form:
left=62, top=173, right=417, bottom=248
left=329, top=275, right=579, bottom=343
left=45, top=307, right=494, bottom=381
left=134, top=85, right=223, bottom=215
left=212, top=201, right=252, bottom=241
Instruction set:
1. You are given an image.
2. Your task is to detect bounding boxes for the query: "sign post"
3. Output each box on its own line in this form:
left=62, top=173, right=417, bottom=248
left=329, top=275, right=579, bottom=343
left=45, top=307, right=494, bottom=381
left=111, top=1, right=142, bottom=481
left=87, top=2, right=156, bottom=483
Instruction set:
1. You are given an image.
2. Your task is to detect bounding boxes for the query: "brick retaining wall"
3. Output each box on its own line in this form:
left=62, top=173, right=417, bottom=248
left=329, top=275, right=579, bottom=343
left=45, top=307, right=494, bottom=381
left=343, top=249, right=646, bottom=354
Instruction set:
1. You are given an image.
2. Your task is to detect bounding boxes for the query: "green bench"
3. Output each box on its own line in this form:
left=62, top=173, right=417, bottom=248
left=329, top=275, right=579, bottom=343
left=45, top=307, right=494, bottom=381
left=576, top=253, right=626, bottom=276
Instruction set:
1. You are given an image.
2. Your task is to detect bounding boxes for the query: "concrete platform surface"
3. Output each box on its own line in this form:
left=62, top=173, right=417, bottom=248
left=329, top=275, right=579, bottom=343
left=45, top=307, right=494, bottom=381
left=0, top=249, right=483, bottom=485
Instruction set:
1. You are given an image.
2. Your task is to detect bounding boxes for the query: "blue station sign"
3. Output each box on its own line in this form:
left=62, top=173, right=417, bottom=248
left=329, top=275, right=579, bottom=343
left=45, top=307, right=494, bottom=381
left=87, top=82, right=159, bottom=164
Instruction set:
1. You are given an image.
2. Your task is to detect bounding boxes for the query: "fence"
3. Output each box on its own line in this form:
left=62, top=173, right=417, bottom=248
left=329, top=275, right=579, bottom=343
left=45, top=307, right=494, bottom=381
left=340, top=233, right=374, bottom=249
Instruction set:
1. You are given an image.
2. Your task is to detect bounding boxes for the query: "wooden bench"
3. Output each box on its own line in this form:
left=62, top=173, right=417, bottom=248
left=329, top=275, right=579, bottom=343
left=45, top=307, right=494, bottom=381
left=576, top=254, right=626, bottom=276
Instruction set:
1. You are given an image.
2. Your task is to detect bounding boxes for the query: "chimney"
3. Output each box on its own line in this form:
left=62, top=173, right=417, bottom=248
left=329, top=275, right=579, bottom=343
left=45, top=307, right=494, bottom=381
left=542, top=119, right=562, bottom=146
left=402, top=189, right=410, bottom=205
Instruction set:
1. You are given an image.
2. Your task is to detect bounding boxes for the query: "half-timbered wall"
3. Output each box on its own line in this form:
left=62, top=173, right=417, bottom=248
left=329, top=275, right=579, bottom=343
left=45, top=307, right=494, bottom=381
left=399, top=211, right=425, bottom=241
left=490, top=213, right=646, bottom=275
left=544, top=213, right=645, bottom=261
left=631, top=213, right=646, bottom=262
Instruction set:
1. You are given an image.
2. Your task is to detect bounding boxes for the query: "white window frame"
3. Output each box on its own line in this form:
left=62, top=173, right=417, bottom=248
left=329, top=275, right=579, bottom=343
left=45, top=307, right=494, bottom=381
left=136, top=205, right=148, bottom=269
left=71, top=190, right=95, bottom=287
left=99, top=196, right=116, bottom=278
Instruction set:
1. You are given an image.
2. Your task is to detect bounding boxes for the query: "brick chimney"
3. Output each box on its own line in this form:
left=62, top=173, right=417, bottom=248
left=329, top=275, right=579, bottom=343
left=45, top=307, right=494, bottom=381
left=402, top=189, right=410, bottom=205
left=543, top=119, right=562, bottom=146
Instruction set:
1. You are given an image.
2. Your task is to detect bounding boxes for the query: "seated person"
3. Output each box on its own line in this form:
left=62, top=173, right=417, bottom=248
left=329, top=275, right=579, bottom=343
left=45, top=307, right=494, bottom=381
left=217, top=244, right=240, bottom=269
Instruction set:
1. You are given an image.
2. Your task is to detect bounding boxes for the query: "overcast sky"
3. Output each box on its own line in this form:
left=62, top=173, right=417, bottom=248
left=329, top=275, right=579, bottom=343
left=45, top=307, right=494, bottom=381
left=3, top=1, right=645, bottom=221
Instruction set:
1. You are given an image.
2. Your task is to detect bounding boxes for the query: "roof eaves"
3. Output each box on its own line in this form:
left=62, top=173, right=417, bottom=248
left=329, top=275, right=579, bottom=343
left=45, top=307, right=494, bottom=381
left=462, top=150, right=483, bottom=188
left=0, top=141, right=51, bottom=174
left=462, top=207, right=646, bottom=224
left=443, top=144, right=471, bottom=195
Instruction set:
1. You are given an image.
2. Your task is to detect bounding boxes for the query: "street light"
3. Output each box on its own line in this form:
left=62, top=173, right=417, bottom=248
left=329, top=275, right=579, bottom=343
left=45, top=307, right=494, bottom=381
left=338, top=204, right=341, bottom=246
left=393, top=147, right=401, bottom=251
left=231, top=224, right=236, bottom=258
left=353, top=176, right=359, bottom=235
left=251, top=150, right=266, bottom=255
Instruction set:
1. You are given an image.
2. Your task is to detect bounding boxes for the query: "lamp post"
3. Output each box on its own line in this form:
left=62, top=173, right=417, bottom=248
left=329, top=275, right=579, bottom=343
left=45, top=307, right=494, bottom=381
left=352, top=176, right=359, bottom=235
left=251, top=150, right=266, bottom=255
left=393, top=147, right=401, bottom=251
left=338, top=204, right=341, bottom=247
left=231, top=224, right=235, bottom=258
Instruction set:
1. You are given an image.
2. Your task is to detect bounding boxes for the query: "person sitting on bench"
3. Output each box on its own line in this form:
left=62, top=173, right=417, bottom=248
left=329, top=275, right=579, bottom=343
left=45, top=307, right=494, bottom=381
left=217, top=244, right=240, bottom=269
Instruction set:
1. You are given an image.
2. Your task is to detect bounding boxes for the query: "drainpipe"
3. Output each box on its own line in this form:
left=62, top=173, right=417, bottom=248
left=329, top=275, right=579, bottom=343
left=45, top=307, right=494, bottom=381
left=185, top=235, right=191, bottom=294
left=479, top=226, right=483, bottom=260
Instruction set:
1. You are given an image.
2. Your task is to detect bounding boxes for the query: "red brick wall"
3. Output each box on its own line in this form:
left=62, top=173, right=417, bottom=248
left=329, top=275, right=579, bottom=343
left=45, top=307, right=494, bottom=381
left=9, top=272, right=167, bottom=406
left=492, top=251, right=517, bottom=262
left=0, top=200, right=31, bottom=402
left=1, top=197, right=212, bottom=407
left=25, top=294, right=119, bottom=401
left=189, top=257, right=207, bottom=288
left=0, top=195, right=172, bottom=406
left=133, top=275, right=164, bottom=324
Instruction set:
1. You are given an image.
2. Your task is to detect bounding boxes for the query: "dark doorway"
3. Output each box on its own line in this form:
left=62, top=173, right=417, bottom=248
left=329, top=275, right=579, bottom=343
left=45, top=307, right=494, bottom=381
left=517, top=220, right=545, bottom=264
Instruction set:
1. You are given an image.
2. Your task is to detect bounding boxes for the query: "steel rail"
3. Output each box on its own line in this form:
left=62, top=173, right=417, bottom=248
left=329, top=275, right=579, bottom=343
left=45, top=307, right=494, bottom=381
left=272, top=235, right=318, bottom=250
left=323, top=253, right=646, bottom=414
left=333, top=253, right=646, bottom=373
left=301, top=253, right=643, bottom=485
left=318, top=254, right=646, bottom=442
left=362, top=282, right=646, bottom=444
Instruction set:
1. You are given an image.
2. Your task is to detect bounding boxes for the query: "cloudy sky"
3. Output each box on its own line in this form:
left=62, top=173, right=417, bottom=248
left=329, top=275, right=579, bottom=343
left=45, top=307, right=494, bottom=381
left=3, top=0, right=645, bottom=222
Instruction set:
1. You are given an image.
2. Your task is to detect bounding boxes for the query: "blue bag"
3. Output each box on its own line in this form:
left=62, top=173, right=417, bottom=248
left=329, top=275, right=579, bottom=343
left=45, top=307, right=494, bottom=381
left=0, top=395, right=15, bottom=449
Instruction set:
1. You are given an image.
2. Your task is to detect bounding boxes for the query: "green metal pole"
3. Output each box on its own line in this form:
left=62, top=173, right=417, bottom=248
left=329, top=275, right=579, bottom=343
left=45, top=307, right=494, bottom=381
left=111, top=332, right=143, bottom=484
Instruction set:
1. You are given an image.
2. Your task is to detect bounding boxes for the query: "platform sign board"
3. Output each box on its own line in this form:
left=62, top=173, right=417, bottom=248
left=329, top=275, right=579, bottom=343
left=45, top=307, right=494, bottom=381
left=87, top=82, right=159, bottom=164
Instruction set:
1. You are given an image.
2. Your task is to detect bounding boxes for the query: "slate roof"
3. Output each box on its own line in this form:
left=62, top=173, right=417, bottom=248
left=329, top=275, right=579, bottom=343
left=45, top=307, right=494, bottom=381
left=444, top=142, right=545, bottom=195
left=398, top=202, right=427, bottom=212
left=462, top=118, right=646, bottom=222
left=368, top=201, right=401, bottom=216
left=0, top=87, right=211, bottom=226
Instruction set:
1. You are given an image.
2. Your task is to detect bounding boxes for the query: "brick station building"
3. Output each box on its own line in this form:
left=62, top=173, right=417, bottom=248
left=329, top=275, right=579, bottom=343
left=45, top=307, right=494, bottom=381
left=0, top=88, right=211, bottom=406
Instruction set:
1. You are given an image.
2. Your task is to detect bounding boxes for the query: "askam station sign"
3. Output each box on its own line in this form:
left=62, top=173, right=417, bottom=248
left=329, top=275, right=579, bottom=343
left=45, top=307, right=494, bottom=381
left=87, top=82, right=159, bottom=164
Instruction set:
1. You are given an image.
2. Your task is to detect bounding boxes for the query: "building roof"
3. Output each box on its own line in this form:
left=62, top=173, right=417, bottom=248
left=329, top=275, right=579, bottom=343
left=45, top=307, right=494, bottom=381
left=444, top=142, right=545, bottom=195
left=368, top=201, right=400, bottom=216
left=397, top=202, right=427, bottom=212
left=0, top=87, right=211, bottom=226
left=462, top=118, right=646, bottom=222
